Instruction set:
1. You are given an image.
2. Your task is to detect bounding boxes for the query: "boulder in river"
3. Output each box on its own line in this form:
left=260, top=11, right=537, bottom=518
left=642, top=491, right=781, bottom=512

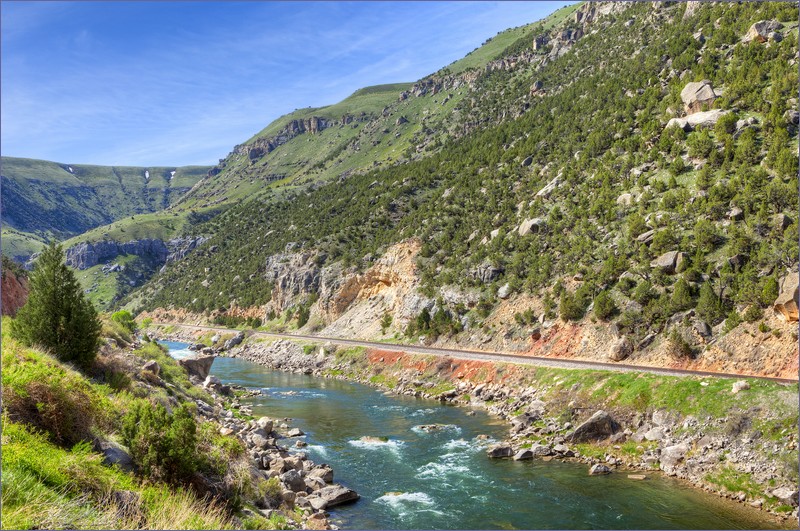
left=287, top=427, right=305, bottom=437
left=315, top=484, right=360, bottom=507
left=486, top=444, right=514, bottom=458
left=513, top=449, right=533, bottom=460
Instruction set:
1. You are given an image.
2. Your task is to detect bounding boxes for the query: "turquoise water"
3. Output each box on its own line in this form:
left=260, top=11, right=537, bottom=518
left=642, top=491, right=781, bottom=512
left=162, top=341, right=777, bottom=530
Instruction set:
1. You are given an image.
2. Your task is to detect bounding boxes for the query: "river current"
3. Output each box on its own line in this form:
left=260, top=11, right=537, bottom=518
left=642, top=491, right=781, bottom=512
left=162, top=340, right=775, bottom=530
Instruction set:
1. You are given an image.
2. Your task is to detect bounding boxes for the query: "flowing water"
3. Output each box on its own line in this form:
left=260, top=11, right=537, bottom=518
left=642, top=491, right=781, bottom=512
left=163, top=341, right=778, bottom=530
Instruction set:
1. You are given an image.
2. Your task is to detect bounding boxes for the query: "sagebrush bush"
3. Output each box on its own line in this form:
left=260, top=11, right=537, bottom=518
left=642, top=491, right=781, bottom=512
left=121, top=399, right=198, bottom=484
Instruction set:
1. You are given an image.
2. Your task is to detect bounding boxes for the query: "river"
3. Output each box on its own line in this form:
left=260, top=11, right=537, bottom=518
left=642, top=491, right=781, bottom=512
left=162, top=340, right=777, bottom=530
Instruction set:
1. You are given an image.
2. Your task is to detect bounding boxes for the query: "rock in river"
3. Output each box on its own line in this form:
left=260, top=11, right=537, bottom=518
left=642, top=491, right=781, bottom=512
left=315, top=484, right=360, bottom=507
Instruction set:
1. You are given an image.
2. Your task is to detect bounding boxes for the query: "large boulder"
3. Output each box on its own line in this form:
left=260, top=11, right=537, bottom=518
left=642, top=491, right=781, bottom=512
left=96, top=440, right=135, bottom=473
left=680, top=80, right=717, bottom=113
left=650, top=251, right=685, bottom=274
left=224, top=331, right=245, bottom=350
left=486, top=444, right=514, bottom=458
left=771, top=487, right=799, bottom=507
left=568, top=410, right=620, bottom=443
left=666, top=109, right=729, bottom=131
left=659, top=442, right=689, bottom=475
left=315, top=484, right=360, bottom=507
left=178, top=355, right=215, bottom=380
left=743, top=20, right=783, bottom=43
left=607, top=337, right=632, bottom=362
left=142, top=360, right=161, bottom=376
left=774, top=274, right=799, bottom=322
left=589, top=463, right=612, bottom=475
left=280, top=469, right=306, bottom=492
left=518, top=218, right=546, bottom=236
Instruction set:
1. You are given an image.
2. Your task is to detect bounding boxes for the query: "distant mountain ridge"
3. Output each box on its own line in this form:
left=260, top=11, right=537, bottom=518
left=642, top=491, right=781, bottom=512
left=0, top=156, right=209, bottom=261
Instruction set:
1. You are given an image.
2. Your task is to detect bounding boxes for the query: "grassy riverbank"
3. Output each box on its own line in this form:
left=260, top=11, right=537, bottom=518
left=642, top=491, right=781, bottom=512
left=0, top=317, right=291, bottom=530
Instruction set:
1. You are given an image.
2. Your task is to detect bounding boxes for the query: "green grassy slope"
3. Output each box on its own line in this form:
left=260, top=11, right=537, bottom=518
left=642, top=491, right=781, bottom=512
left=0, top=157, right=209, bottom=257
left=170, top=6, right=585, bottom=213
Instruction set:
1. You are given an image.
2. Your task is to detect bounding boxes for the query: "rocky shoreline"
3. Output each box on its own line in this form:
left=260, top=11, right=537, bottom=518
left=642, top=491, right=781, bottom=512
left=156, top=333, right=358, bottom=530
left=151, top=326, right=798, bottom=526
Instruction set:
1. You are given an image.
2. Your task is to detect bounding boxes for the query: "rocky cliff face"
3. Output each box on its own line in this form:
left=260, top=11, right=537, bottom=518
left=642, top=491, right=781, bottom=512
left=1, top=267, right=28, bottom=316
left=64, top=237, right=207, bottom=271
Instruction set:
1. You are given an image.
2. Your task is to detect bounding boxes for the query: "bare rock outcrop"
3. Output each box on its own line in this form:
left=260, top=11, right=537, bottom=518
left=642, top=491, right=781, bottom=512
left=743, top=20, right=783, bottom=43
left=680, top=80, right=718, bottom=113
left=178, top=355, right=215, bottom=380
left=666, top=109, right=729, bottom=131
left=1, top=266, right=28, bottom=316
left=774, top=274, right=799, bottom=322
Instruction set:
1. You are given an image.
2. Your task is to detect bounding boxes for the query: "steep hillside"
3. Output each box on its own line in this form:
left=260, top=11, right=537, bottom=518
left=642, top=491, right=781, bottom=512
left=131, top=3, right=797, bottom=378
left=0, top=157, right=208, bottom=260
left=131, top=1, right=799, bottom=379
left=170, top=4, right=585, bottom=213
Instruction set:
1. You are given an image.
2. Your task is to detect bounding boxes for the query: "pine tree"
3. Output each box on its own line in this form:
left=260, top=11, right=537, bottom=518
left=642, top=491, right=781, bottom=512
left=10, top=242, right=100, bottom=368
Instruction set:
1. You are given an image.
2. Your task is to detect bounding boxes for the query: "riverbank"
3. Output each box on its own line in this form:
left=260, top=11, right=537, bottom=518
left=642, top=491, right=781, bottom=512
left=149, top=324, right=799, bottom=527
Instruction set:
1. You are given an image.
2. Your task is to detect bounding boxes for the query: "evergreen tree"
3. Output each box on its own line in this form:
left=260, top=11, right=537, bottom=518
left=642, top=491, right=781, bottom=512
left=10, top=242, right=100, bottom=368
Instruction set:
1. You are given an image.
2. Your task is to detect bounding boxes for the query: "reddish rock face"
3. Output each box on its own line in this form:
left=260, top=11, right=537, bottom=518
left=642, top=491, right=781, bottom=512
left=1, top=269, right=28, bottom=317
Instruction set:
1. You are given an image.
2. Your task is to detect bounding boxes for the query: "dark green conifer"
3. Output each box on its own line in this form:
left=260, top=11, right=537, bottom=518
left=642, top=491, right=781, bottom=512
left=10, top=242, right=100, bottom=368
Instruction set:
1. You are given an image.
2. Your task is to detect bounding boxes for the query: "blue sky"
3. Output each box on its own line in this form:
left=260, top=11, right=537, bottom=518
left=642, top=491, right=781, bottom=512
left=2, top=1, right=571, bottom=166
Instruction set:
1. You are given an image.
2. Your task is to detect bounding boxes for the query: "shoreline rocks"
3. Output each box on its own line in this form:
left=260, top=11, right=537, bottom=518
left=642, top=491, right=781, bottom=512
left=153, top=326, right=797, bottom=524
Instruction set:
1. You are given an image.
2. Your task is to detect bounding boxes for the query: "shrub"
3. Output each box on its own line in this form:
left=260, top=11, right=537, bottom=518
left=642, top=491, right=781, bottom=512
left=111, top=310, right=136, bottom=333
left=723, top=309, right=742, bottom=333
left=559, top=290, right=585, bottom=321
left=670, top=278, right=694, bottom=311
left=10, top=242, right=101, bottom=369
left=696, top=283, right=725, bottom=324
left=593, top=291, right=617, bottom=320
left=742, top=304, right=763, bottom=323
left=760, top=277, right=779, bottom=306
left=121, top=400, right=198, bottom=484
left=380, top=312, right=393, bottom=334
left=666, top=329, right=693, bottom=359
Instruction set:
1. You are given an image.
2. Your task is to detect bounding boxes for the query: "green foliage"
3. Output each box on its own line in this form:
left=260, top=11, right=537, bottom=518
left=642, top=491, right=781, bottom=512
left=723, top=309, right=743, bottom=333
left=514, top=308, right=537, bottom=326
left=593, top=291, right=617, bottom=320
left=559, top=289, right=586, bottom=321
left=380, top=312, right=393, bottom=334
left=10, top=242, right=101, bottom=369
left=742, top=304, right=763, bottom=323
left=670, top=278, right=694, bottom=312
left=760, top=277, right=779, bottom=305
left=111, top=310, right=136, bottom=333
left=121, top=400, right=198, bottom=484
left=696, top=283, right=725, bottom=325
left=407, top=307, right=462, bottom=339
left=666, top=329, right=693, bottom=358
left=121, top=0, right=798, bottom=353
left=212, top=314, right=262, bottom=328
left=2, top=332, right=113, bottom=447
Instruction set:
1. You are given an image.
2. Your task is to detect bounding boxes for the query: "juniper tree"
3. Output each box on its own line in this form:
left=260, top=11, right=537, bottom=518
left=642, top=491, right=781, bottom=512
left=10, top=242, right=100, bottom=368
